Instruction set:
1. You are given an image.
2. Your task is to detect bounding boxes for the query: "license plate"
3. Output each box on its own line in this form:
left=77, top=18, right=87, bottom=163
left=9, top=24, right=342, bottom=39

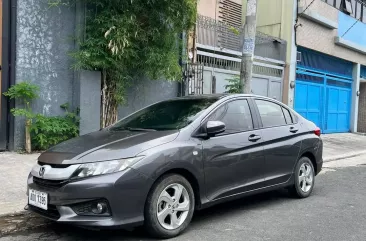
left=29, top=189, right=48, bottom=210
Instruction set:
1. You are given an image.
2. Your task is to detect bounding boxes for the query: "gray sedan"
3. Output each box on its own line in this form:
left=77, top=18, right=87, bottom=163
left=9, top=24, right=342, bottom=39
left=27, top=94, right=323, bottom=238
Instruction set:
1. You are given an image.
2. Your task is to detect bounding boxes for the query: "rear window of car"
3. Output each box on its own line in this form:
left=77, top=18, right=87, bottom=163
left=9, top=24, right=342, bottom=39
left=282, top=107, right=293, bottom=124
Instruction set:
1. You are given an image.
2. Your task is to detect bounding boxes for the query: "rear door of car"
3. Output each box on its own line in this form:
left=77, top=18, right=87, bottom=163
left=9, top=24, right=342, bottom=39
left=252, top=98, right=302, bottom=186
left=202, top=98, right=266, bottom=200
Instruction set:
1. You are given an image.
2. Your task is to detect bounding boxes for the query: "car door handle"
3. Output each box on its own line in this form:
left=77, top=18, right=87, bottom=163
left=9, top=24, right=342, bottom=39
left=248, top=134, right=261, bottom=142
left=290, top=127, right=299, bottom=133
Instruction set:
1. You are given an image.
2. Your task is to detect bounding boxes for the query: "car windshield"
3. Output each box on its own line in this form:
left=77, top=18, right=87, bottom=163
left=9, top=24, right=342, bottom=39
left=109, top=98, right=218, bottom=131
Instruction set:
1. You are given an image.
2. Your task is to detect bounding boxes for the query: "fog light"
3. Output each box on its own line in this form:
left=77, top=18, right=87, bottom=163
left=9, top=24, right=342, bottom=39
left=92, top=202, right=107, bottom=214
left=71, top=199, right=111, bottom=216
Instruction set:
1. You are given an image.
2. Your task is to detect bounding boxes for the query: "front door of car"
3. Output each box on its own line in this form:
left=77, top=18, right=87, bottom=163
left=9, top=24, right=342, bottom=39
left=253, top=99, right=302, bottom=186
left=201, top=99, right=266, bottom=201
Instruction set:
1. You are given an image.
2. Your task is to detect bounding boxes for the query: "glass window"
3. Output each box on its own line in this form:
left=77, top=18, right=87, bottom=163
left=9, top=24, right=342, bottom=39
left=209, top=99, right=253, bottom=134
left=282, top=107, right=293, bottom=124
left=110, top=98, right=218, bottom=131
left=255, top=100, right=287, bottom=128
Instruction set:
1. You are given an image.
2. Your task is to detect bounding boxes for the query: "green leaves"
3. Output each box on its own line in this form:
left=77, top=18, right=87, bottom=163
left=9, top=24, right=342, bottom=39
left=225, top=76, right=242, bottom=94
left=10, top=108, right=35, bottom=119
left=3, top=82, right=40, bottom=123
left=229, top=26, right=240, bottom=36
left=3, top=82, right=79, bottom=151
left=3, top=82, right=39, bottom=103
left=30, top=105, right=80, bottom=150
left=72, top=0, right=197, bottom=105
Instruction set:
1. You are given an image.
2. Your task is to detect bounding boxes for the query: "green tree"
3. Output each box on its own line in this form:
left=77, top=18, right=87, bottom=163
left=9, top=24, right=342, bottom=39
left=3, top=82, right=40, bottom=153
left=72, top=0, right=197, bottom=127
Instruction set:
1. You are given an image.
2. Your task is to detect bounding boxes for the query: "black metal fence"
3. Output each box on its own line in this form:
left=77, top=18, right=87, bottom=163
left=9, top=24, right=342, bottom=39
left=180, top=63, right=204, bottom=96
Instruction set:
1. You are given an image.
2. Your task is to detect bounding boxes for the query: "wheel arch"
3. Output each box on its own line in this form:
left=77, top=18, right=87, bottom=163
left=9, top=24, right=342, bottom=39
left=146, top=168, right=203, bottom=210
left=299, top=151, right=317, bottom=174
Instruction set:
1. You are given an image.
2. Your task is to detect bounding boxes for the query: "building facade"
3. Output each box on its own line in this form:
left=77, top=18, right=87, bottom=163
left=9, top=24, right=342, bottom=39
left=185, top=0, right=289, bottom=102
left=295, top=0, right=366, bottom=133
left=2, top=0, right=365, bottom=151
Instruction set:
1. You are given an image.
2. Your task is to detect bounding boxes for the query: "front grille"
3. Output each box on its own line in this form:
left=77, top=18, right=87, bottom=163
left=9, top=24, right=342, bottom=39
left=38, top=161, right=71, bottom=168
left=33, top=177, right=69, bottom=189
left=29, top=204, right=60, bottom=220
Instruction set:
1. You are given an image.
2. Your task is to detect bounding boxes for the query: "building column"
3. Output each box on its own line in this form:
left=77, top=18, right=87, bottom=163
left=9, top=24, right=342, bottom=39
left=79, top=70, right=101, bottom=135
left=351, top=63, right=360, bottom=132
left=287, top=0, right=298, bottom=108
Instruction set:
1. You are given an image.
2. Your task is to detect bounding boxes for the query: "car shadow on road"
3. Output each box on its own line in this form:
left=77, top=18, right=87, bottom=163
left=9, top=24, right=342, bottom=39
left=8, top=190, right=294, bottom=241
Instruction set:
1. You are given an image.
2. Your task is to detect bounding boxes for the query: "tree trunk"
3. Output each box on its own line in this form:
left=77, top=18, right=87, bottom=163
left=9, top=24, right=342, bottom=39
left=25, top=119, right=32, bottom=153
left=101, top=70, right=118, bottom=128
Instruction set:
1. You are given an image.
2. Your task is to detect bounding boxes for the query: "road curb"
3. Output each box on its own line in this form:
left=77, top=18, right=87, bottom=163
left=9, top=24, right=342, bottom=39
left=323, top=151, right=366, bottom=163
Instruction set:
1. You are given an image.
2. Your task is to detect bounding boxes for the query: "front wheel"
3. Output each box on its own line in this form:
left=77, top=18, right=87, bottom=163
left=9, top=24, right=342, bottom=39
left=144, top=174, right=195, bottom=239
left=289, top=157, right=315, bottom=198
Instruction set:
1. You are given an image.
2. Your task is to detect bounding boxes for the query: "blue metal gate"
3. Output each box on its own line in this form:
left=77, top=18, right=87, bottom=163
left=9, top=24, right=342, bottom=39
left=295, top=67, right=352, bottom=133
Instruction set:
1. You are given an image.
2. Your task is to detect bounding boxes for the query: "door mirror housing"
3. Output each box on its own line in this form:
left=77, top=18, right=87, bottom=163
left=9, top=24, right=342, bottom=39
left=206, top=121, right=226, bottom=136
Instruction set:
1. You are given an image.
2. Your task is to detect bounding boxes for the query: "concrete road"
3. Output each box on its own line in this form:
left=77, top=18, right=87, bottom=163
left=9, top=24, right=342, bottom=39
left=1, top=155, right=366, bottom=241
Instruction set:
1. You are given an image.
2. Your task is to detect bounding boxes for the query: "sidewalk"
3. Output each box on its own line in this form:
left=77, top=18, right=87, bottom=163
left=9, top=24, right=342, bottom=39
left=0, top=152, right=39, bottom=216
left=322, top=133, right=366, bottom=161
left=1, top=133, right=366, bottom=217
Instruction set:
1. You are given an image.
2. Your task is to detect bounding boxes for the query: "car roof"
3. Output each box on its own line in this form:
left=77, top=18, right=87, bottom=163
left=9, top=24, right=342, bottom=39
left=172, top=94, right=277, bottom=101
left=172, top=93, right=268, bottom=99
left=171, top=94, right=290, bottom=109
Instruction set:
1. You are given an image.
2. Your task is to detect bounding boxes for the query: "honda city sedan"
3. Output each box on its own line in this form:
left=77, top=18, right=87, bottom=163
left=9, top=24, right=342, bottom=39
left=27, top=94, right=323, bottom=238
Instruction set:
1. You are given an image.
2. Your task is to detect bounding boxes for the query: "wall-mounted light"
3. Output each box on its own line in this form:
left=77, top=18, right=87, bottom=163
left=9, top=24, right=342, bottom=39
left=357, top=90, right=360, bottom=96
left=290, top=81, right=295, bottom=89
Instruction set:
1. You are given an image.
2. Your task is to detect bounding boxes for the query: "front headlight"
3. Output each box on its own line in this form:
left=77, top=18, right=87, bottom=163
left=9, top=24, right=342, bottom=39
left=70, top=156, right=144, bottom=179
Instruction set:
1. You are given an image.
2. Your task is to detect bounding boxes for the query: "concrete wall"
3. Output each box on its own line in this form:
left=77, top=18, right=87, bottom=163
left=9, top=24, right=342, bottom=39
left=297, top=0, right=366, bottom=66
left=118, top=79, right=179, bottom=119
left=13, top=1, right=77, bottom=149
left=79, top=71, right=101, bottom=135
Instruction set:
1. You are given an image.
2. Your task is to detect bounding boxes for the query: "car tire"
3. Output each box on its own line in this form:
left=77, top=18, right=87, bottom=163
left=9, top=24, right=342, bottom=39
left=289, top=156, right=315, bottom=198
left=144, top=174, right=195, bottom=239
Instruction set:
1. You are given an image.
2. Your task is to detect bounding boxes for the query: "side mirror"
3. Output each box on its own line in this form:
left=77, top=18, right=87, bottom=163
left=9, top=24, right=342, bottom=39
left=206, top=121, right=226, bottom=136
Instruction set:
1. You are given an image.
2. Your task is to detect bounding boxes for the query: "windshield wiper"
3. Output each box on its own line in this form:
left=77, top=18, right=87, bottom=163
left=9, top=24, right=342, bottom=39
left=124, top=127, right=157, bottom=132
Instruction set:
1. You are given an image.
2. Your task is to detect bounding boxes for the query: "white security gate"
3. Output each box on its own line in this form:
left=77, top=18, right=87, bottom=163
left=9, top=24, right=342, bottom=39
left=197, top=51, right=285, bottom=100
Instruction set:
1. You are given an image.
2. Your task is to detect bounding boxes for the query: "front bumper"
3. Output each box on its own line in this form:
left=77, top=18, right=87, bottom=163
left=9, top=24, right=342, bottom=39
left=27, top=168, right=151, bottom=228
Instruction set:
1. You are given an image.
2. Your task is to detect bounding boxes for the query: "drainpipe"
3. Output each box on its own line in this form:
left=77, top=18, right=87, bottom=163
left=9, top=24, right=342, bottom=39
left=294, top=0, right=299, bottom=47
left=0, top=0, right=16, bottom=150
left=8, top=0, right=17, bottom=150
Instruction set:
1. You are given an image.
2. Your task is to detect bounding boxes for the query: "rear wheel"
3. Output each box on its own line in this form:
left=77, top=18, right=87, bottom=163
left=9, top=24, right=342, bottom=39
left=289, top=157, right=315, bottom=198
left=144, top=174, right=195, bottom=239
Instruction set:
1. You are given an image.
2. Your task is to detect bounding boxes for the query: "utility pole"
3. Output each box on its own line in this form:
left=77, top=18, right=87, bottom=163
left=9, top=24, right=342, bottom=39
left=240, top=0, right=257, bottom=94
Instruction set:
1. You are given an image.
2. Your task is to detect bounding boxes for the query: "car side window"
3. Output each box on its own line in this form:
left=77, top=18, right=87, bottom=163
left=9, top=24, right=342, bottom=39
left=255, top=99, right=287, bottom=128
left=208, top=99, right=253, bottom=134
left=282, top=107, right=293, bottom=124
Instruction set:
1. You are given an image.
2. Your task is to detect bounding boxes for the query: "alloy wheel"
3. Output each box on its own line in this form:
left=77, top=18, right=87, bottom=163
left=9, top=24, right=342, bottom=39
left=156, top=183, right=190, bottom=230
left=298, top=163, right=313, bottom=193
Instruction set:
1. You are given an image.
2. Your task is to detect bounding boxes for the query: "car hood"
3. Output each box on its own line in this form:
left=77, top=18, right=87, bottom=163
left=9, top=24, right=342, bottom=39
left=38, top=130, right=179, bottom=165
